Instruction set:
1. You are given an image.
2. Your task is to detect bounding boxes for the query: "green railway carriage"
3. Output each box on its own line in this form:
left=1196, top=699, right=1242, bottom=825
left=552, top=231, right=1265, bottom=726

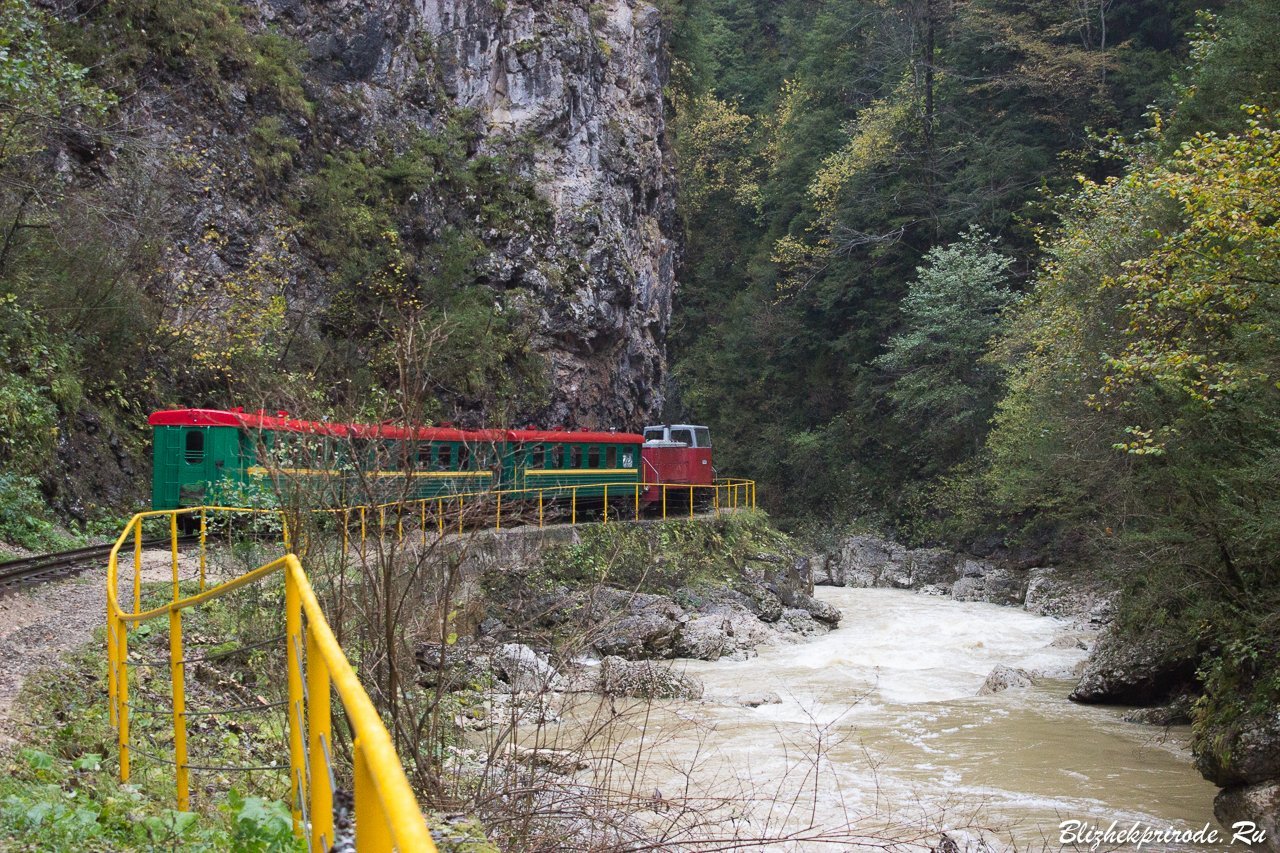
left=149, top=408, right=644, bottom=513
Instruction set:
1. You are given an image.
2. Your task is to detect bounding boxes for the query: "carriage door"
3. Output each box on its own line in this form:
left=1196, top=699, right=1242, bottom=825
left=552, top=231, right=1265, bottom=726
left=179, top=427, right=212, bottom=506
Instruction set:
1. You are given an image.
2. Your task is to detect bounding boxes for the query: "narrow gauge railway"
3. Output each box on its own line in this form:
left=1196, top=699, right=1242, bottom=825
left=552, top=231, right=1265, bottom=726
left=0, top=538, right=192, bottom=596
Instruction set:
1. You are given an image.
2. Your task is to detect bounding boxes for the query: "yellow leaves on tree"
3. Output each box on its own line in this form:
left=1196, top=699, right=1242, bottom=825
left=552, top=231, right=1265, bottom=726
left=772, top=76, right=918, bottom=296
left=672, top=92, right=759, bottom=215
left=163, top=225, right=295, bottom=381
left=1097, top=106, right=1280, bottom=418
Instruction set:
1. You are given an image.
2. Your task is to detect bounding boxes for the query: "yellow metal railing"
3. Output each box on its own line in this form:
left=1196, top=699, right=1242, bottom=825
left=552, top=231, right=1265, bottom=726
left=315, top=478, right=757, bottom=555
left=105, top=510, right=438, bottom=852
left=103, top=479, right=756, bottom=849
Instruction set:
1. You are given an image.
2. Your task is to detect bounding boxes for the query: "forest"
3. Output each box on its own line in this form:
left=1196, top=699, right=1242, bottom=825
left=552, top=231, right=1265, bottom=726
left=666, top=0, right=1280, bottom=776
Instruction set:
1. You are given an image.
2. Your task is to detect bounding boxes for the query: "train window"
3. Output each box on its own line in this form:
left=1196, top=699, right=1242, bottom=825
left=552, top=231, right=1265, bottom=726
left=238, top=431, right=251, bottom=463
left=587, top=446, right=600, bottom=468
left=439, top=445, right=452, bottom=468
left=417, top=443, right=432, bottom=466
left=694, top=427, right=711, bottom=448
left=458, top=444, right=471, bottom=470
left=607, top=447, right=617, bottom=468
left=644, top=427, right=665, bottom=442
left=570, top=446, right=582, bottom=468
left=670, top=428, right=693, bottom=446
left=531, top=444, right=544, bottom=468
left=184, top=430, right=204, bottom=464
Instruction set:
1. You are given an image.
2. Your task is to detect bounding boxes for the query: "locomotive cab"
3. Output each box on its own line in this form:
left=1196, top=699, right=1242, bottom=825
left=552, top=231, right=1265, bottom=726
left=640, top=424, right=714, bottom=504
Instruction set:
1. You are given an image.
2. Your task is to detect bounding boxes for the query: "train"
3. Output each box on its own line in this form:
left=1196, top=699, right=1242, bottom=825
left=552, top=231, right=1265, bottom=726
left=149, top=408, right=716, bottom=518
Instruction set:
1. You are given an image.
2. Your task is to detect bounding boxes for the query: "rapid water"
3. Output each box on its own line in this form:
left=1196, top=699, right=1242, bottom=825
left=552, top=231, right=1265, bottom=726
left=565, top=588, right=1221, bottom=850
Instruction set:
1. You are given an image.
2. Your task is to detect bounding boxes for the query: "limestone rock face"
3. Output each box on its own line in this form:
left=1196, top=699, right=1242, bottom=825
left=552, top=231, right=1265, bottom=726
left=1196, top=711, right=1280, bottom=788
left=119, top=0, right=677, bottom=429
left=1215, top=781, right=1280, bottom=852
left=414, top=0, right=676, bottom=425
left=1069, top=627, right=1198, bottom=706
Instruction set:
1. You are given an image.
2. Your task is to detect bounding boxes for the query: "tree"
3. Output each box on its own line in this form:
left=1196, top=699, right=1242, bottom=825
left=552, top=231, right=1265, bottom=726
left=875, top=227, right=1014, bottom=473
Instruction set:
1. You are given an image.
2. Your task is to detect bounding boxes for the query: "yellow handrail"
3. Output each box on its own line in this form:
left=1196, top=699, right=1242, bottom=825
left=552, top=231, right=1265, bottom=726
left=105, top=511, right=438, bottom=852
left=103, top=479, right=756, bottom=848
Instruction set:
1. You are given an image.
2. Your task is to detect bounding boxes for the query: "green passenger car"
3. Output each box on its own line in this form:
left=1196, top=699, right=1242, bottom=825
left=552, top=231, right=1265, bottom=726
left=149, top=409, right=644, bottom=513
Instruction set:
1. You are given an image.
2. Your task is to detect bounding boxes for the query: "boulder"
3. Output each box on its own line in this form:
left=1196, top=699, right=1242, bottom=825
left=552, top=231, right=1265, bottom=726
left=1196, top=711, right=1280, bottom=788
left=597, top=656, right=704, bottom=700
left=1214, top=781, right=1280, bottom=852
left=789, top=591, right=841, bottom=626
left=978, top=665, right=1033, bottom=695
left=1069, top=628, right=1198, bottom=706
left=1023, top=566, right=1114, bottom=623
left=674, top=616, right=733, bottom=661
left=492, top=643, right=561, bottom=694
left=837, top=535, right=908, bottom=587
left=593, top=611, right=680, bottom=659
left=743, top=583, right=783, bottom=623
left=781, top=608, right=824, bottom=638
left=951, top=563, right=1027, bottom=606
left=1122, top=695, right=1194, bottom=726
left=738, top=691, right=782, bottom=708
left=907, top=548, right=956, bottom=587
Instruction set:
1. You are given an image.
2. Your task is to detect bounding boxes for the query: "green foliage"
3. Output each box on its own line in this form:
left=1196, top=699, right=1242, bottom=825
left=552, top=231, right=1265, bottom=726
left=875, top=227, right=1014, bottom=474
left=0, top=688, right=302, bottom=851
left=532, top=510, right=787, bottom=594
left=65, top=0, right=309, bottom=113
left=298, top=119, right=551, bottom=418
left=670, top=0, right=1216, bottom=527
left=0, top=474, right=56, bottom=549
left=0, top=0, right=113, bottom=157
left=249, top=116, right=302, bottom=187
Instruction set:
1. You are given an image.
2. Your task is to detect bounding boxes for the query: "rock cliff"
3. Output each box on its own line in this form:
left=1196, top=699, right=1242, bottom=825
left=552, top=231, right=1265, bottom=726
left=58, top=0, right=677, bottom=429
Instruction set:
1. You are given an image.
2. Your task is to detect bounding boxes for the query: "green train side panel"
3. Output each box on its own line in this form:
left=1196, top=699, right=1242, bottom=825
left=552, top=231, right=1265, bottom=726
left=520, top=441, right=641, bottom=499
left=152, top=425, right=244, bottom=509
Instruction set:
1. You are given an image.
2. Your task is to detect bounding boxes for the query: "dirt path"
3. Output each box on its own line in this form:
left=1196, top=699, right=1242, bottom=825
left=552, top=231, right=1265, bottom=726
left=0, top=549, right=209, bottom=751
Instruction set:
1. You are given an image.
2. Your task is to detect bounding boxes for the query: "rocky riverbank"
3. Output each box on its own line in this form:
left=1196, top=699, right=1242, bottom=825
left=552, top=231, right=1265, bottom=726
left=811, top=531, right=1280, bottom=847
left=438, top=513, right=843, bottom=711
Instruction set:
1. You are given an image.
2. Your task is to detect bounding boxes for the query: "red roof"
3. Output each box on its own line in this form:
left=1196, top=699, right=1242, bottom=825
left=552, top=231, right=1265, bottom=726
left=148, top=409, right=641, bottom=445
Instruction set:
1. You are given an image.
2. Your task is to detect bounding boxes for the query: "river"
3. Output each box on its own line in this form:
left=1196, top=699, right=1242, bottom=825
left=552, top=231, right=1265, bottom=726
left=559, top=587, right=1221, bottom=851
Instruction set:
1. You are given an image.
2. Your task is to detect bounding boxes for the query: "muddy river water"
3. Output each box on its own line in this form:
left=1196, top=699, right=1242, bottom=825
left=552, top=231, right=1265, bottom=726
left=565, top=587, right=1222, bottom=850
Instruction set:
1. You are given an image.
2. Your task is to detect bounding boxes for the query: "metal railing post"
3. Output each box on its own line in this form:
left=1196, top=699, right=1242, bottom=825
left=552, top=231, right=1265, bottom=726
left=662, top=485, right=667, bottom=520
left=603, top=485, right=608, bottom=523
left=169, top=513, right=180, bottom=600
left=354, top=739, right=392, bottom=850
left=572, top=487, right=577, bottom=526
left=133, top=523, right=142, bottom=614
left=342, top=509, right=350, bottom=560
left=198, top=509, right=207, bottom=592
left=634, top=484, right=640, bottom=521
left=169, top=606, right=190, bottom=811
left=116, top=617, right=130, bottom=782
left=539, top=490, right=544, bottom=528
left=286, top=571, right=306, bottom=835
left=307, top=626, right=333, bottom=852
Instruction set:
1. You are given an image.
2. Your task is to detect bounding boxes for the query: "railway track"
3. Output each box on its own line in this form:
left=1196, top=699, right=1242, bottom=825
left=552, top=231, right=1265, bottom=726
left=0, top=538, right=187, bottom=597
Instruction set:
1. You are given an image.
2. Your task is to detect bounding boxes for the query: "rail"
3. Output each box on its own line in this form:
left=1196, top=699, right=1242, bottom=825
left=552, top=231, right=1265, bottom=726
left=103, top=478, right=755, bottom=850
